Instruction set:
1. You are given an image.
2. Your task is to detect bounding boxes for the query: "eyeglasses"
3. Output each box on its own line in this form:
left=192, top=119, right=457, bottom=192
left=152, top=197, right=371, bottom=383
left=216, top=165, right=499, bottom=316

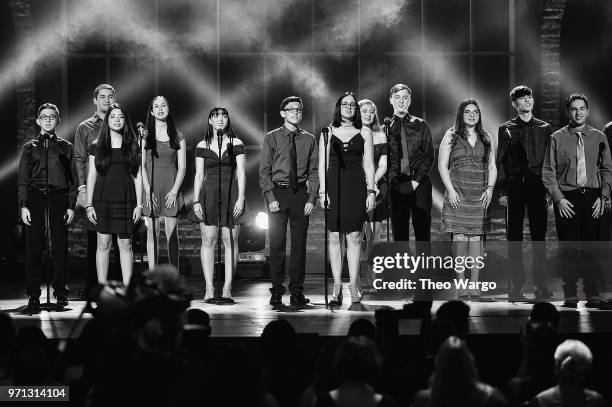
left=39, top=115, right=58, bottom=121
left=284, top=108, right=303, bottom=114
left=341, top=102, right=357, bottom=108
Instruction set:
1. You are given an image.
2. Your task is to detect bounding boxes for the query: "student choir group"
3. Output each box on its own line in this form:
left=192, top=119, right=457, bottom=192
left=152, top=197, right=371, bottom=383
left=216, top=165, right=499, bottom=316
left=18, top=82, right=612, bottom=312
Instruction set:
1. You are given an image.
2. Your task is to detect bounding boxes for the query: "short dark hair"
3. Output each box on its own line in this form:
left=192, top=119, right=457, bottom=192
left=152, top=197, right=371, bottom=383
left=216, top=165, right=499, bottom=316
left=389, top=83, right=412, bottom=97
left=335, top=336, right=381, bottom=383
left=94, top=83, right=116, bottom=99
left=565, top=93, right=589, bottom=111
left=37, top=103, right=60, bottom=118
left=280, top=96, right=303, bottom=111
left=510, top=85, right=533, bottom=102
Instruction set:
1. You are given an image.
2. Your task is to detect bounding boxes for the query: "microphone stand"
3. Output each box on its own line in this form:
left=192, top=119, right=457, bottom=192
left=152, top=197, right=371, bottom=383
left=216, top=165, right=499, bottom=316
left=150, top=138, right=157, bottom=268
left=214, top=130, right=224, bottom=303
left=137, top=129, right=144, bottom=276
left=322, top=128, right=329, bottom=307
left=384, top=122, right=391, bottom=243
left=40, top=135, right=56, bottom=311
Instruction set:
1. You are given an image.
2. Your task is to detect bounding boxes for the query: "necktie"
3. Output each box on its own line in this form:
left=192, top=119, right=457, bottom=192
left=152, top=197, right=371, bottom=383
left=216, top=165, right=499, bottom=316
left=400, top=121, right=410, bottom=175
left=289, top=132, right=298, bottom=192
left=576, top=131, right=587, bottom=187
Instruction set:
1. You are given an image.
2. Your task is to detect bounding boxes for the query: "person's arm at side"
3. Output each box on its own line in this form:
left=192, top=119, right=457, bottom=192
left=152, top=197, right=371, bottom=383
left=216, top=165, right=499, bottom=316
left=374, top=134, right=388, bottom=188
left=233, top=140, right=246, bottom=218
left=193, top=148, right=205, bottom=219
left=480, top=135, right=497, bottom=209
left=413, top=121, right=434, bottom=189
left=73, top=125, right=88, bottom=207
left=438, top=131, right=459, bottom=208
left=17, top=144, right=32, bottom=225
left=86, top=155, right=98, bottom=225
left=140, top=141, right=154, bottom=210
left=304, top=135, right=319, bottom=216
left=259, top=133, right=278, bottom=212
left=65, top=144, right=78, bottom=224
left=166, top=138, right=187, bottom=209
left=496, top=125, right=509, bottom=206
left=593, top=133, right=612, bottom=217
left=542, top=135, right=574, bottom=218
left=362, top=127, right=376, bottom=212
left=318, top=131, right=330, bottom=209
left=133, top=161, right=143, bottom=223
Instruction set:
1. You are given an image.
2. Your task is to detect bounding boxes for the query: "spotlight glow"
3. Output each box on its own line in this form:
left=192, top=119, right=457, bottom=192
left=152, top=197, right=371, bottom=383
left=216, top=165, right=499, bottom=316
left=255, top=211, right=268, bottom=230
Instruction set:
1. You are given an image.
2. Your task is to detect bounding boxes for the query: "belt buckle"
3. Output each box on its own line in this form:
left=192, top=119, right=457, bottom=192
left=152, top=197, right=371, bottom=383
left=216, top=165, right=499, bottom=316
left=579, top=187, right=586, bottom=194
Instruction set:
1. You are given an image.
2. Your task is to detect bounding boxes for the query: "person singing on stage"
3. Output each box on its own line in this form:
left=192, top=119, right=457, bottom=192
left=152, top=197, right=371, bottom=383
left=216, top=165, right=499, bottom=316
left=86, top=103, right=143, bottom=286
left=141, top=96, right=186, bottom=270
left=359, top=99, right=388, bottom=289
left=190, top=107, right=246, bottom=303
left=438, top=99, right=497, bottom=301
left=259, top=96, right=319, bottom=307
left=18, top=103, right=78, bottom=312
left=319, top=92, right=376, bottom=305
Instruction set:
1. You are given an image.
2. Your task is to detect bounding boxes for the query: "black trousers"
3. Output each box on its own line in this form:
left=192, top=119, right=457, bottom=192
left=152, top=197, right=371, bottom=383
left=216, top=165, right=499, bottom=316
left=506, top=178, right=548, bottom=291
left=553, top=188, right=601, bottom=300
left=390, top=178, right=432, bottom=241
left=268, top=185, right=309, bottom=295
left=25, top=189, right=69, bottom=298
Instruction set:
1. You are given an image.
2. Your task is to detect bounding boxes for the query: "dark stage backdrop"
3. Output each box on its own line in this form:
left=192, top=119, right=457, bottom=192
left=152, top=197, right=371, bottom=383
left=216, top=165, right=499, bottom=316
left=1, top=0, right=611, bottom=269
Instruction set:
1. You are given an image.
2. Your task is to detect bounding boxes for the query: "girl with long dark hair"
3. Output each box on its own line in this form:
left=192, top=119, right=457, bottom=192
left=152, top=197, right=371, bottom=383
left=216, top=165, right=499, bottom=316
left=318, top=92, right=376, bottom=305
left=141, top=96, right=186, bottom=269
left=189, top=107, right=246, bottom=303
left=86, top=103, right=142, bottom=285
left=438, top=99, right=497, bottom=301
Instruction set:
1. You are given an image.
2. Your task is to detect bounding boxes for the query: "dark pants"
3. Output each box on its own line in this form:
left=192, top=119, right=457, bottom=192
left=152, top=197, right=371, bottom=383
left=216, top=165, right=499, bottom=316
left=25, top=189, right=69, bottom=298
left=506, top=178, right=548, bottom=291
left=268, top=184, right=309, bottom=295
left=553, top=188, right=601, bottom=300
left=390, top=178, right=432, bottom=241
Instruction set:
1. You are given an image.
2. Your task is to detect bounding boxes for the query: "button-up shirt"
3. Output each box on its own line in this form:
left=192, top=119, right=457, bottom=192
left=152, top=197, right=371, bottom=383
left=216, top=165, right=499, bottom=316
left=74, top=114, right=104, bottom=188
left=542, top=124, right=612, bottom=202
left=388, top=114, right=434, bottom=185
left=259, top=125, right=319, bottom=204
left=496, top=116, right=552, bottom=196
left=17, top=133, right=78, bottom=210
left=604, top=121, right=612, bottom=147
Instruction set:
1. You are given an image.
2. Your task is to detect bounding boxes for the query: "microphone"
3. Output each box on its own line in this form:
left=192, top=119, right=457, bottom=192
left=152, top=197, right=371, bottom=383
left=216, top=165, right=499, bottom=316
left=136, top=122, right=145, bottom=140
left=217, top=128, right=224, bottom=150
left=383, top=117, right=392, bottom=140
left=383, top=117, right=392, bottom=128
left=322, top=127, right=329, bottom=144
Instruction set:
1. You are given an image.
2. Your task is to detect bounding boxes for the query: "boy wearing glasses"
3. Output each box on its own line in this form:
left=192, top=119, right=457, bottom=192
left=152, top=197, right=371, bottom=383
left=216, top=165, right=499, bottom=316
left=496, top=86, right=553, bottom=302
left=18, top=103, right=78, bottom=312
left=388, top=84, right=434, bottom=242
left=259, top=96, right=319, bottom=306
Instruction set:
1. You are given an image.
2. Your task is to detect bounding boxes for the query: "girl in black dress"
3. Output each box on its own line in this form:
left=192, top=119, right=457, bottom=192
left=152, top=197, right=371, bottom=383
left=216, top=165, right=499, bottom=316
left=319, top=92, right=376, bottom=305
left=86, top=103, right=143, bottom=285
left=191, top=107, right=246, bottom=303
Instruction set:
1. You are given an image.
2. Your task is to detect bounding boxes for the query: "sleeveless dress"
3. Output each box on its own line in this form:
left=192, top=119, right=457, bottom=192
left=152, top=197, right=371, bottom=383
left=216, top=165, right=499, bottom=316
left=370, top=142, right=389, bottom=222
left=189, top=141, right=246, bottom=227
left=143, top=132, right=185, bottom=217
left=327, top=131, right=367, bottom=233
left=441, top=134, right=491, bottom=235
left=89, top=145, right=137, bottom=237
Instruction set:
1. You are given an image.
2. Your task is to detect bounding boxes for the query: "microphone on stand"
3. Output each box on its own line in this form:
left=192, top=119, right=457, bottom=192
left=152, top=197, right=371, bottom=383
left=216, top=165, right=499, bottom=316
left=322, top=127, right=329, bottom=145
left=383, top=117, right=392, bottom=139
left=217, top=128, right=225, bottom=150
left=136, top=122, right=146, bottom=141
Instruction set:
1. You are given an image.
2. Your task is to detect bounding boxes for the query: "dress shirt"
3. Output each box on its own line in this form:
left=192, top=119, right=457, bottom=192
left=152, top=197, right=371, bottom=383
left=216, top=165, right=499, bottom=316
left=17, top=133, right=78, bottom=210
left=542, top=124, right=612, bottom=202
left=74, top=114, right=104, bottom=188
left=388, top=114, right=434, bottom=184
left=604, top=121, right=612, bottom=146
left=259, top=125, right=319, bottom=205
left=496, top=116, right=552, bottom=196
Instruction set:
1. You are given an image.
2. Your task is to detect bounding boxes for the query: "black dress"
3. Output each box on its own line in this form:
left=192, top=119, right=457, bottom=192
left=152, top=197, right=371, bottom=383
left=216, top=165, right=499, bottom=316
left=327, top=131, right=367, bottom=233
left=90, top=146, right=137, bottom=237
left=370, top=142, right=389, bottom=222
left=189, top=141, right=245, bottom=227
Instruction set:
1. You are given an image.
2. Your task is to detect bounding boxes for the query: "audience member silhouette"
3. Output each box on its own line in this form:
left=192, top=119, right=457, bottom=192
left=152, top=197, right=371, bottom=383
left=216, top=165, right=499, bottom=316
left=301, top=341, right=341, bottom=407
left=348, top=318, right=377, bottom=341
left=0, top=314, right=15, bottom=384
left=435, top=300, right=470, bottom=339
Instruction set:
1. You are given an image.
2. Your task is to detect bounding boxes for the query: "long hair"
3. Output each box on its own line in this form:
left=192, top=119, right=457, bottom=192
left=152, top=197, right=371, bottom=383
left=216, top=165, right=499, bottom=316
left=145, top=96, right=180, bottom=158
left=451, top=99, right=491, bottom=163
left=331, top=92, right=362, bottom=129
left=430, top=336, right=479, bottom=407
left=95, top=103, right=140, bottom=177
left=358, top=99, right=382, bottom=132
left=204, top=106, right=238, bottom=144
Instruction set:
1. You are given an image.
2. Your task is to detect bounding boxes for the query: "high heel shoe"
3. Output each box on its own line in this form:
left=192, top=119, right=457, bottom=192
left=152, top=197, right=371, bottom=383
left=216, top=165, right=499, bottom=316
left=349, top=283, right=362, bottom=304
left=204, top=288, right=215, bottom=303
left=329, top=283, right=343, bottom=306
left=221, top=287, right=235, bottom=304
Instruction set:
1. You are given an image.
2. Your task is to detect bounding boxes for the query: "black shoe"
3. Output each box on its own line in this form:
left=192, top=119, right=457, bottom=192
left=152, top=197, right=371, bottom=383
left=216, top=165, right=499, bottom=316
left=508, top=290, right=528, bottom=302
left=56, top=296, right=68, bottom=308
left=270, top=293, right=283, bottom=306
left=25, top=297, right=41, bottom=313
left=585, top=299, right=603, bottom=309
left=290, top=293, right=310, bottom=306
left=561, top=300, right=578, bottom=308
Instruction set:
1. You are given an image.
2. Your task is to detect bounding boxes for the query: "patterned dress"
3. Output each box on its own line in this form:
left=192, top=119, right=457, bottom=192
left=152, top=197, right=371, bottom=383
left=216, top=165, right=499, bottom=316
left=441, top=133, right=491, bottom=235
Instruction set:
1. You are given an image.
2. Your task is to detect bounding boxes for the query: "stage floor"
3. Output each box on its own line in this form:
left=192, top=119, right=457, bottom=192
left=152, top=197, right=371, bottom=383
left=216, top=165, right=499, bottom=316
left=1, top=277, right=611, bottom=339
